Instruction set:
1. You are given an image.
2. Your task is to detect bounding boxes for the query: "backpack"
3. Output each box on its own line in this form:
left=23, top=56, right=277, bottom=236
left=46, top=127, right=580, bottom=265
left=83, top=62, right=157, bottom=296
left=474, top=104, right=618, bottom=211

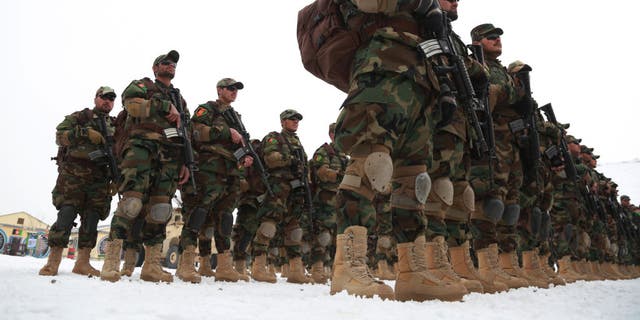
left=297, top=0, right=373, bottom=93
left=112, top=108, right=129, bottom=160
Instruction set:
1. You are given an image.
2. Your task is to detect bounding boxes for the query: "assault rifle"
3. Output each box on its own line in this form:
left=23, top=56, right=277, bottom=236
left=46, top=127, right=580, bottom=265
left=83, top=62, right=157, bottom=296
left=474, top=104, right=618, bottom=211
left=169, top=88, right=198, bottom=193
left=88, top=114, right=120, bottom=184
left=539, top=103, right=578, bottom=181
left=293, top=148, right=315, bottom=233
left=467, top=44, right=497, bottom=164
left=510, top=66, right=542, bottom=187
left=222, top=107, right=274, bottom=196
left=419, top=13, right=490, bottom=159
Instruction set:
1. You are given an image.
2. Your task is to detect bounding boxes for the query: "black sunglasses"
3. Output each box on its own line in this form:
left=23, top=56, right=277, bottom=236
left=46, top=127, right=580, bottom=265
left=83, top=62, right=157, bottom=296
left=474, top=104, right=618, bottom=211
left=100, top=95, right=116, bottom=101
left=159, top=60, right=176, bottom=67
left=445, top=0, right=459, bottom=2
left=225, top=86, right=238, bottom=92
left=485, top=34, right=500, bottom=41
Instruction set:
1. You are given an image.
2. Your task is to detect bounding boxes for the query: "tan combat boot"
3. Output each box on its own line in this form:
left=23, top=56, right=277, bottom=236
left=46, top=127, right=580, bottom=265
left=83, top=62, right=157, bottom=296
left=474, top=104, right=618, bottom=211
left=375, top=260, right=396, bottom=281
left=311, top=260, right=328, bottom=284
left=140, top=243, right=173, bottom=283
left=395, top=236, right=468, bottom=302
left=72, top=247, right=100, bottom=277
left=520, top=250, right=551, bottom=288
left=234, top=259, right=250, bottom=282
left=120, top=248, right=138, bottom=277
left=176, top=245, right=201, bottom=283
left=286, top=256, right=314, bottom=284
left=477, top=244, right=528, bottom=289
left=330, top=226, right=394, bottom=300
left=251, top=253, right=277, bottom=283
left=215, top=251, right=241, bottom=282
left=538, top=252, right=566, bottom=286
left=586, top=261, right=605, bottom=281
left=557, top=256, right=581, bottom=283
left=39, top=246, right=63, bottom=276
left=426, top=236, right=483, bottom=293
left=499, top=251, right=543, bottom=288
left=449, top=241, right=507, bottom=294
left=100, top=239, right=123, bottom=282
left=198, top=255, right=216, bottom=277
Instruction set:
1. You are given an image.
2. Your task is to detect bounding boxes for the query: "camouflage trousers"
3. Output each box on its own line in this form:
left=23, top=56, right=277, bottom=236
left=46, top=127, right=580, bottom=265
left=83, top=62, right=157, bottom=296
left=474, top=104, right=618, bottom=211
left=180, top=159, right=241, bottom=255
left=231, top=201, right=260, bottom=261
left=110, top=140, right=182, bottom=246
left=470, top=129, right=522, bottom=205
left=252, top=178, right=303, bottom=259
left=49, top=161, right=111, bottom=248
left=549, top=197, right=580, bottom=260
left=309, top=190, right=338, bottom=265
left=371, top=193, right=396, bottom=266
left=334, top=71, right=435, bottom=243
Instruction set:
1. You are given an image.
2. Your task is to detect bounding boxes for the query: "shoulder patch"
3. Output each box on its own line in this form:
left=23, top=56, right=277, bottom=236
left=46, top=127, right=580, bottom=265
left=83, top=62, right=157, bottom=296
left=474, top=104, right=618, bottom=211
left=137, top=83, right=146, bottom=88
left=314, top=154, right=324, bottom=162
left=267, top=137, right=279, bottom=145
left=195, top=107, right=208, bottom=117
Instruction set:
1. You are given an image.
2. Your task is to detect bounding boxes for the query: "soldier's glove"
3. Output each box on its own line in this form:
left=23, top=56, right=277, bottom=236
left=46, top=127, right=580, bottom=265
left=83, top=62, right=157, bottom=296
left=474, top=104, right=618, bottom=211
left=81, top=127, right=106, bottom=145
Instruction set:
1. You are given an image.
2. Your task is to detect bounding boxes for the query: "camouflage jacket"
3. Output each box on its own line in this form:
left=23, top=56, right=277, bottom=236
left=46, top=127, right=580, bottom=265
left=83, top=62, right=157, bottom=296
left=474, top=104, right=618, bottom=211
left=262, top=130, right=307, bottom=180
left=191, top=99, right=241, bottom=162
left=309, top=142, right=348, bottom=193
left=487, top=59, right=520, bottom=125
left=122, top=77, right=189, bottom=145
left=346, top=0, right=434, bottom=100
left=55, top=107, right=114, bottom=166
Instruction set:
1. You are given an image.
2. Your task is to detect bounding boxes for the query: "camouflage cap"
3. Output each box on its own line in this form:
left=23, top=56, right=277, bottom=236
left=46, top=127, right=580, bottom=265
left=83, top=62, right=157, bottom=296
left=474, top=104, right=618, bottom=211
left=593, top=154, right=600, bottom=159
left=217, top=78, right=244, bottom=90
left=560, top=123, right=570, bottom=130
left=95, top=86, right=116, bottom=98
left=580, top=145, right=594, bottom=154
left=621, top=195, right=630, bottom=201
left=565, top=135, right=581, bottom=144
left=280, top=109, right=303, bottom=120
left=153, top=50, right=179, bottom=66
left=471, top=23, right=503, bottom=41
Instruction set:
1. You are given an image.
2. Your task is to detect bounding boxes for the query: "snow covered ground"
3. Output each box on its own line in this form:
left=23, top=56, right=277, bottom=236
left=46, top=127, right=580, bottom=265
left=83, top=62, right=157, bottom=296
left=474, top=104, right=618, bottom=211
left=1, top=254, right=639, bottom=320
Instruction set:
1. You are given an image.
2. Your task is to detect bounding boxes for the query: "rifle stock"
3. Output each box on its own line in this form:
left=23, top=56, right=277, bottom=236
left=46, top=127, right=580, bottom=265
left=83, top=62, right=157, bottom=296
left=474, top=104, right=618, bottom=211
left=169, top=88, right=198, bottom=194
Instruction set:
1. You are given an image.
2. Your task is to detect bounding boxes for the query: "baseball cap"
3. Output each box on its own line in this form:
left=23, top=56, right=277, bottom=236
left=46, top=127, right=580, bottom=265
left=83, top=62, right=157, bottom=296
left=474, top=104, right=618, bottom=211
left=217, top=78, right=244, bottom=90
left=565, top=135, right=582, bottom=144
left=153, top=50, right=180, bottom=66
left=95, top=86, right=116, bottom=98
left=471, top=23, right=504, bottom=41
left=280, top=109, right=303, bottom=120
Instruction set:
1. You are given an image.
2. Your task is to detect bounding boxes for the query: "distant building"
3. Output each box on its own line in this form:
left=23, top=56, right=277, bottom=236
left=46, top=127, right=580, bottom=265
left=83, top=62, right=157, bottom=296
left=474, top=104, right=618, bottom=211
left=0, top=211, right=49, bottom=257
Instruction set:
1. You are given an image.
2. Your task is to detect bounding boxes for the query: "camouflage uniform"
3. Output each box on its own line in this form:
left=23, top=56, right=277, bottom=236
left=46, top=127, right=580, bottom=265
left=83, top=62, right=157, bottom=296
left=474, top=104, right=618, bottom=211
left=308, top=138, right=348, bottom=267
left=231, top=161, right=265, bottom=263
left=252, top=125, right=308, bottom=260
left=468, top=42, right=524, bottom=252
left=49, top=105, right=115, bottom=249
left=179, top=99, right=243, bottom=255
left=108, top=76, right=188, bottom=247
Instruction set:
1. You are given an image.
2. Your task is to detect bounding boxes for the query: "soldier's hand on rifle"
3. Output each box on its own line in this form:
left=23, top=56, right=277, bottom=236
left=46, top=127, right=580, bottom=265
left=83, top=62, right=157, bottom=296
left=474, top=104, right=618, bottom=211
left=230, top=128, right=243, bottom=145
left=166, top=103, right=181, bottom=127
left=178, top=165, right=190, bottom=186
left=85, top=128, right=105, bottom=145
left=241, top=155, right=253, bottom=168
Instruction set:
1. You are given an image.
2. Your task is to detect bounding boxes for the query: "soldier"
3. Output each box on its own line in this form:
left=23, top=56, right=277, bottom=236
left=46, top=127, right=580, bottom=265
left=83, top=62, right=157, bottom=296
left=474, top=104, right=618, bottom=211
left=331, top=0, right=468, bottom=302
left=250, top=109, right=313, bottom=284
left=100, top=50, right=191, bottom=283
left=175, top=78, right=250, bottom=284
left=467, top=24, right=529, bottom=289
left=40, top=86, right=118, bottom=277
left=308, top=123, right=348, bottom=283
left=231, top=139, right=265, bottom=280
left=422, top=0, right=489, bottom=294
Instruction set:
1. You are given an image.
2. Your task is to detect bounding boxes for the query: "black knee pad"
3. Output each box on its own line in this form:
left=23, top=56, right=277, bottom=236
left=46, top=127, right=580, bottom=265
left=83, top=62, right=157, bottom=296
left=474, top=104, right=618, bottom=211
left=186, top=207, right=208, bottom=232
left=84, top=211, right=100, bottom=234
left=563, top=223, right=574, bottom=242
left=502, top=204, right=520, bottom=226
left=539, top=210, right=550, bottom=240
left=220, top=212, right=233, bottom=238
left=530, top=207, right=542, bottom=235
left=54, top=205, right=77, bottom=231
left=483, top=197, right=504, bottom=223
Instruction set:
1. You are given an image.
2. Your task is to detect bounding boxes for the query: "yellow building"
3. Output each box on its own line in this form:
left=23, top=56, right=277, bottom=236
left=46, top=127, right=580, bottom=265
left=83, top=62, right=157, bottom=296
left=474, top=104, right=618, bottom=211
left=0, top=211, right=50, bottom=257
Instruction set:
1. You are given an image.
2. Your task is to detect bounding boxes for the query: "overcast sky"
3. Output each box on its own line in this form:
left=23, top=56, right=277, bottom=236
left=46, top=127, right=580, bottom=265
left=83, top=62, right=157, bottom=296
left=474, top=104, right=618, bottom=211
left=1, top=1, right=639, bottom=223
